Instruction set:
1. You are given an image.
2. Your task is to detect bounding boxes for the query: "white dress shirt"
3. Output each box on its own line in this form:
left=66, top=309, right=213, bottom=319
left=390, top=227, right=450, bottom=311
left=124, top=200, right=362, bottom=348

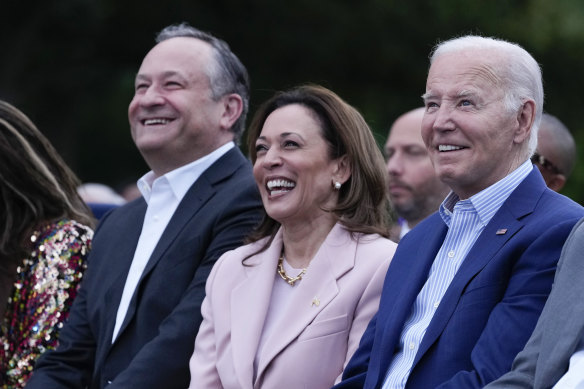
left=398, top=218, right=411, bottom=240
left=111, top=142, right=234, bottom=342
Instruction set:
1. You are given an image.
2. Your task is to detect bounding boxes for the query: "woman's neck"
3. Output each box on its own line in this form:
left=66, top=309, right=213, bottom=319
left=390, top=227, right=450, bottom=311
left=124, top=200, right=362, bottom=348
left=281, top=216, right=337, bottom=269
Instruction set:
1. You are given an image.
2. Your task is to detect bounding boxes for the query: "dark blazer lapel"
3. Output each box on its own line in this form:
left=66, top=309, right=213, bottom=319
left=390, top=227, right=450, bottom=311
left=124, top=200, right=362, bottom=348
left=102, top=200, right=146, bottom=310
left=95, top=199, right=147, bottom=363
left=255, top=224, right=354, bottom=383
left=374, top=216, right=446, bottom=384
left=113, top=178, right=214, bottom=342
left=140, top=147, right=244, bottom=278
left=113, top=148, right=244, bottom=343
left=413, top=170, right=544, bottom=367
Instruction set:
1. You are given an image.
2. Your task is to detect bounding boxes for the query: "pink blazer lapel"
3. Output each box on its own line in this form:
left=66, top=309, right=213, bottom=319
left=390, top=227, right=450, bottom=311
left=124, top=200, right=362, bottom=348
left=230, top=232, right=283, bottom=389
left=255, top=224, right=356, bottom=383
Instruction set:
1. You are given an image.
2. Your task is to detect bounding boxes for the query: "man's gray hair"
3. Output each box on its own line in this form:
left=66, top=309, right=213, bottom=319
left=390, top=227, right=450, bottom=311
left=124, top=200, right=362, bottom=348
left=429, top=35, right=544, bottom=156
left=156, top=23, right=250, bottom=142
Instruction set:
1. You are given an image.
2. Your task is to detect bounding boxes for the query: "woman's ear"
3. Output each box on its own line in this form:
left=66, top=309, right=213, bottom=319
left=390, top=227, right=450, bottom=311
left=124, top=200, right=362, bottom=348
left=333, top=155, right=352, bottom=184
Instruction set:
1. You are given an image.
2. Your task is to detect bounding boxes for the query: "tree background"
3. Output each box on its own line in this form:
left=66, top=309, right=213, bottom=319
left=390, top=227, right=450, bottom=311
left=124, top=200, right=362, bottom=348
left=2, top=0, right=584, bottom=203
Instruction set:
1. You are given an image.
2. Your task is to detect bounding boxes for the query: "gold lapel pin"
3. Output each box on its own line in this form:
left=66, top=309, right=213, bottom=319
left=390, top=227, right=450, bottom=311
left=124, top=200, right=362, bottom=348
left=311, top=297, right=320, bottom=307
left=496, top=229, right=508, bottom=235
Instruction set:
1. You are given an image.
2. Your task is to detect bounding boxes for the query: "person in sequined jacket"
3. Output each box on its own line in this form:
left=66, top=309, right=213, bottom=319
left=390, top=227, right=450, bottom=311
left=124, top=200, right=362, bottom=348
left=0, top=100, right=95, bottom=388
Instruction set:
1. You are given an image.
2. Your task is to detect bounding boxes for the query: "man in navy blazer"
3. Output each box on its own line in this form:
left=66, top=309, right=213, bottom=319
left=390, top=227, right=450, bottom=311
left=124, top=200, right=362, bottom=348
left=336, top=36, right=584, bottom=389
left=26, top=24, right=262, bottom=388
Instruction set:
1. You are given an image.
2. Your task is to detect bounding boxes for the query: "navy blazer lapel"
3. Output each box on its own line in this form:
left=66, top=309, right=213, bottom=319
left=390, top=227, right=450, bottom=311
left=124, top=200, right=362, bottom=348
left=140, top=147, right=245, bottom=278
left=413, top=169, right=545, bottom=367
left=141, top=174, right=214, bottom=276
left=373, top=215, right=447, bottom=384
left=102, top=199, right=147, bottom=306
left=95, top=199, right=147, bottom=362
left=113, top=148, right=245, bottom=343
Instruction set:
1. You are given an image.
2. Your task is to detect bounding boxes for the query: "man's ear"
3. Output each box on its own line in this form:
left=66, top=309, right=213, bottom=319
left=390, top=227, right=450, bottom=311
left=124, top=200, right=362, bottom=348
left=514, top=99, right=535, bottom=144
left=219, top=94, right=243, bottom=130
left=333, top=155, right=352, bottom=184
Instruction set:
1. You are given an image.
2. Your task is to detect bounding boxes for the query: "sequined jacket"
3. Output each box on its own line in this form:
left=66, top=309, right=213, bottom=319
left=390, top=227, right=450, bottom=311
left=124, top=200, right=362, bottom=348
left=0, top=219, right=93, bottom=388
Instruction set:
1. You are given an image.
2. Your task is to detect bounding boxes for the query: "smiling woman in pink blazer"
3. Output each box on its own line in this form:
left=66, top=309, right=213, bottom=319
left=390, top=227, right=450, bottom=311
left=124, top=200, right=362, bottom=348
left=189, top=85, right=397, bottom=389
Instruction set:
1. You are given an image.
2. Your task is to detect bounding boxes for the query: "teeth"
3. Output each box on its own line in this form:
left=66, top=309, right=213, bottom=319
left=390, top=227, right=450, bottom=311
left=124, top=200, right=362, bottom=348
left=144, top=118, right=170, bottom=125
left=267, top=179, right=296, bottom=190
left=438, top=145, right=463, bottom=152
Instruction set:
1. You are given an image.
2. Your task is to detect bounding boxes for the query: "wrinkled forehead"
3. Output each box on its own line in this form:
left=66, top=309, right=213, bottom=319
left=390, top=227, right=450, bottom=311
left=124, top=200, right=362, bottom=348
left=426, top=50, right=506, bottom=95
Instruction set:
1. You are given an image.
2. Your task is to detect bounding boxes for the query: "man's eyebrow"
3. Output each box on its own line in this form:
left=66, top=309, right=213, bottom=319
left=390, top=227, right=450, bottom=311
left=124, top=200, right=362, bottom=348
left=421, top=90, right=479, bottom=102
left=455, top=90, right=478, bottom=99
left=421, top=92, right=436, bottom=102
left=135, top=71, right=186, bottom=81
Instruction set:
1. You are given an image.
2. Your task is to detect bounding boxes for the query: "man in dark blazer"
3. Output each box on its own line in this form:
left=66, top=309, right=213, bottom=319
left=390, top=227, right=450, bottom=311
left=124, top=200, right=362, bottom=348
left=26, top=23, right=262, bottom=389
left=335, top=36, right=584, bottom=389
left=485, top=217, right=584, bottom=388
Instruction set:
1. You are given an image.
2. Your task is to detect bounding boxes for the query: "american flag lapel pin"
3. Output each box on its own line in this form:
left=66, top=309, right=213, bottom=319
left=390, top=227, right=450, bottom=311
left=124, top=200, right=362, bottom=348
left=496, top=229, right=508, bottom=235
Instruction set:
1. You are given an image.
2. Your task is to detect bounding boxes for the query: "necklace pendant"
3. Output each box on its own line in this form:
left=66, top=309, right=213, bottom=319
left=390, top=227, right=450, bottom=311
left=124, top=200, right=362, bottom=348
left=277, top=253, right=307, bottom=287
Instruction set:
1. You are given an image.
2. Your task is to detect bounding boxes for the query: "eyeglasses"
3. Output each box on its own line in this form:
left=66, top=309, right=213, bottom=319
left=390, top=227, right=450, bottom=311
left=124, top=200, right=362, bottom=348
left=531, top=152, right=561, bottom=174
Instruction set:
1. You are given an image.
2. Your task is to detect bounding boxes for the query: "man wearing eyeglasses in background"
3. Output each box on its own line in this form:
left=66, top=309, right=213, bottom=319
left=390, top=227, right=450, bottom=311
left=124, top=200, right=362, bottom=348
left=531, top=113, right=577, bottom=192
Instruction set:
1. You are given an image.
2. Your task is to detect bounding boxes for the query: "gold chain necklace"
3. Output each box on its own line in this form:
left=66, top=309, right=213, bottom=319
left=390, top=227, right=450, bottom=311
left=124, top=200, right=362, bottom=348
left=277, top=250, right=307, bottom=286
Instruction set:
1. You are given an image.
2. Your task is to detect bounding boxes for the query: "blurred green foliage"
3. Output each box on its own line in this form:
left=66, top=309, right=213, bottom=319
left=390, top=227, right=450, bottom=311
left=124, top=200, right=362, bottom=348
left=2, top=0, right=583, bottom=202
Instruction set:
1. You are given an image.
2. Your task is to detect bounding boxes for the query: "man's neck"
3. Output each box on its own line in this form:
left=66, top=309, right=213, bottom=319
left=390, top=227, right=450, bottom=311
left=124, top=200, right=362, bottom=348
left=148, top=140, right=234, bottom=178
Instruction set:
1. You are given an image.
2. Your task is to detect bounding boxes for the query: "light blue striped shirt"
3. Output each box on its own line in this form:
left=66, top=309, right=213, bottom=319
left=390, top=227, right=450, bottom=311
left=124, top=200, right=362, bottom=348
left=382, top=159, right=533, bottom=389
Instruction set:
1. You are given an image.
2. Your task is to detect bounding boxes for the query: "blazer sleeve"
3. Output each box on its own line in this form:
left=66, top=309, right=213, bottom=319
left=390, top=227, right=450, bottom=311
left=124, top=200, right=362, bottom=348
left=484, top=217, right=584, bottom=389
left=188, top=251, right=229, bottom=388
left=26, top=219, right=109, bottom=389
left=4, top=222, right=92, bottom=388
left=334, top=313, right=379, bottom=388
left=482, top=325, right=542, bottom=388
left=435, top=218, right=580, bottom=388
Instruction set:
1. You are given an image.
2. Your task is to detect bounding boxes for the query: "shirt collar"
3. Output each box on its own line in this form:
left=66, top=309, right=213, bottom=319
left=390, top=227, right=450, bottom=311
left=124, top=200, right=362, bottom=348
left=439, top=159, right=533, bottom=227
left=137, top=142, right=235, bottom=204
left=397, top=217, right=411, bottom=239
